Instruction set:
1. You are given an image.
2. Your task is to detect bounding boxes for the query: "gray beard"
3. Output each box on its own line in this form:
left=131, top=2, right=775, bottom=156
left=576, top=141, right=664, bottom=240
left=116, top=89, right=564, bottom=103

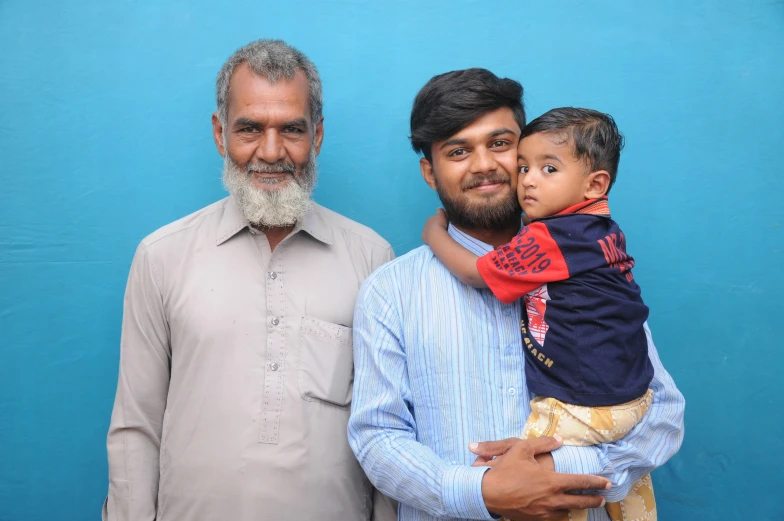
left=222, top=148, right=317, bottom=228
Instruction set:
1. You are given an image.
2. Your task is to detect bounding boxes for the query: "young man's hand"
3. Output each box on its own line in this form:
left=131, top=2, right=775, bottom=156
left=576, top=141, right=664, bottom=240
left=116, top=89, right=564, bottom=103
left=421, top=208, right=448, bottom=245
left=474, top=436, right=611, bottom=520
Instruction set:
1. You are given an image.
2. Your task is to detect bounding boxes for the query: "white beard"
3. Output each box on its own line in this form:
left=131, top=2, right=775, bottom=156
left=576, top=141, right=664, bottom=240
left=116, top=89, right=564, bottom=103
left=222, top=148, right=317, bottom=228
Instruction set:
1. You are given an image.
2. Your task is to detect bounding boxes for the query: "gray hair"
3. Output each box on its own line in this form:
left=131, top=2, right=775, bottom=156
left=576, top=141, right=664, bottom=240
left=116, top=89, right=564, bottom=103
left=216, top=39, right=323, bottom=128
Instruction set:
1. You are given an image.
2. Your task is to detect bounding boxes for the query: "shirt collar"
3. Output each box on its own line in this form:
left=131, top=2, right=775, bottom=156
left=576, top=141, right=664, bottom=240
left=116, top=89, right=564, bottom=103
left=447, top=224, right=496, bottom=256
left=216, top=196, right=334, bottom=246
left=554, top=196, right=611, bottom=217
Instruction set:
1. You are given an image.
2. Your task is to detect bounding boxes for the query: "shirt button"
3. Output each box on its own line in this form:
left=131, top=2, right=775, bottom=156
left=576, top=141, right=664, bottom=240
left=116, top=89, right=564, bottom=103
left=507, top=387, right=517, bottom=396
left=269, top=271, right=277, bottom=280
left=269, top=362, right=279, bottom=371
left=271, top=317, right=280, bottom=326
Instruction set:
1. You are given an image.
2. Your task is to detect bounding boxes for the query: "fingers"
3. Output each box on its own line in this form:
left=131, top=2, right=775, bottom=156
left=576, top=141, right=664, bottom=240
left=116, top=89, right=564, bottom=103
left=468, top=438, right=519, bottom=458
left=471, top=455, right=490, bottom=467
left=552, top=492, right=607, bottom=511
left=551, top=472, right=612, bottom=493
left=522, top=435, right=564, bottom=456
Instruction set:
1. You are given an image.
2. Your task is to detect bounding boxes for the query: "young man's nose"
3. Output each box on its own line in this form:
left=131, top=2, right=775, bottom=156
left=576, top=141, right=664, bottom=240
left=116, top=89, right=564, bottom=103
left=255, top=130, right=287, bottom=164
left=469, top=147, right=498, bottom=175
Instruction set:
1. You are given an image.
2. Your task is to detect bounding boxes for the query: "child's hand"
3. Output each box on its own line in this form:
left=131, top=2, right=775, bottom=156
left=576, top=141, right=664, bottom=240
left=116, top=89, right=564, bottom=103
left=422, top=208, right=448, bottom=245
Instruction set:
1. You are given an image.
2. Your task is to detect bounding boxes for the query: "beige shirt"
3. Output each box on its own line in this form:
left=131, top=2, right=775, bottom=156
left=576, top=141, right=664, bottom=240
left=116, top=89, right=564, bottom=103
left=103, top=196, right=395, bottom=521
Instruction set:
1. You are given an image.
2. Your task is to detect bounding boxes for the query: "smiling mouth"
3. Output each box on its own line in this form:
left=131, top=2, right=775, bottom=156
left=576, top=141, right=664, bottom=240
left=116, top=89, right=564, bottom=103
left=472, top=182, right=503, bottom=191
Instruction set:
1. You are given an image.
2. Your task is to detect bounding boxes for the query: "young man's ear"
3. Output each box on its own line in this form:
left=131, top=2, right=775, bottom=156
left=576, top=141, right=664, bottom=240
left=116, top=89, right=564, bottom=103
left=585, top=170, right=611, bottom=199
left=420, top=157, right=438, bottom=191
left=212, top=112, right=226, bottom=157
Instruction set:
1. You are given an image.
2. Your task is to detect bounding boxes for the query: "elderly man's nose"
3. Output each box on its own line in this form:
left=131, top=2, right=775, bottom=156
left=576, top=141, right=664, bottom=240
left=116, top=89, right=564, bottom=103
left=256, top=131, right=286, bottom=163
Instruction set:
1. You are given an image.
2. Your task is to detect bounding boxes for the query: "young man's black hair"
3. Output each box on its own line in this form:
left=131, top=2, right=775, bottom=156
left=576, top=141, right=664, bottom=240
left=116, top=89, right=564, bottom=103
left=410, top=68, right=526, bottom=161
left=521, top=107, right=625, bottom=193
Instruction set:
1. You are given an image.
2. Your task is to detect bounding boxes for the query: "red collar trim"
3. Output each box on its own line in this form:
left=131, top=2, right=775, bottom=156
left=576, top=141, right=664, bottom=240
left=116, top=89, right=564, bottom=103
left=555, top=197, right=611, bottom=216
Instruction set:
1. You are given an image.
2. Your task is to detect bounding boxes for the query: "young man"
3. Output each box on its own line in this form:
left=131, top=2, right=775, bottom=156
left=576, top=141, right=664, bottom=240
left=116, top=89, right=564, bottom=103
left=348, top=69, right=685, bottom=521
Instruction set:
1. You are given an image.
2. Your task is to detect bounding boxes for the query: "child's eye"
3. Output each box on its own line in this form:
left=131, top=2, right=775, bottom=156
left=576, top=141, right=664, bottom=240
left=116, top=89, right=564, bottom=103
left=543, top=165, right=557, bottom=174
left=519, top=165, right=529, bottom=174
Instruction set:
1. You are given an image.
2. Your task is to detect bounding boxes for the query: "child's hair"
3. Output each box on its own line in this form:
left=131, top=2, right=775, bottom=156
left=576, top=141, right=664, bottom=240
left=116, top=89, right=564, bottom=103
left=521, top=108, right=625, bottom=193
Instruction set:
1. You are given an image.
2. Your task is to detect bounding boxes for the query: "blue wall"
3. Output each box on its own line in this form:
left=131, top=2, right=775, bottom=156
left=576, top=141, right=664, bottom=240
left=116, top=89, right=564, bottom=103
left=1, top=1, right=782, bottom=520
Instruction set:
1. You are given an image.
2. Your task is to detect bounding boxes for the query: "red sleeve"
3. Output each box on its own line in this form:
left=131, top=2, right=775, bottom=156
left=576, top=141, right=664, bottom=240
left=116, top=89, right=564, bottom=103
left=476, top=222, right=570, bottom=303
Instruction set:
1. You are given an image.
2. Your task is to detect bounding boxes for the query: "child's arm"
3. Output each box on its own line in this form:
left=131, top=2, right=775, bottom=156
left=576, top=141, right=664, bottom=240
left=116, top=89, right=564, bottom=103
left=422, top=209, right=488, bottom=288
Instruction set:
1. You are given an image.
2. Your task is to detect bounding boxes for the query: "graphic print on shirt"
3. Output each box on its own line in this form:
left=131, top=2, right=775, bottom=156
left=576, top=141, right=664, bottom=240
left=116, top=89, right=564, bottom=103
left=598, top=231, right=635, bottom=282
left=524, top=284, right=550, bottom=345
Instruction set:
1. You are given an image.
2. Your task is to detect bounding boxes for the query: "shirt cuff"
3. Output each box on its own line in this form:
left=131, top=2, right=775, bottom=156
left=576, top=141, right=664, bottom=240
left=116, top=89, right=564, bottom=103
left=441, top=465, right=495, bottom=520
left=551, top=445, right=611, bottom=477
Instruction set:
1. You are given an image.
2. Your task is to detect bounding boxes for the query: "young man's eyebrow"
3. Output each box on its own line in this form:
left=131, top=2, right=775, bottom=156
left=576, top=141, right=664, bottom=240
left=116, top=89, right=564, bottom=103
left=489, top=127, right=517, bottom=138
left=439, top=138, right=469, bottom=149
left=440, top=128, right=517, bottom=150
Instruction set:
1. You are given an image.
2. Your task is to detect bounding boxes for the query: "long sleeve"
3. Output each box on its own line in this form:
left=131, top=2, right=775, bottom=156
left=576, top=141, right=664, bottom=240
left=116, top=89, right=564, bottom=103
left=550, top=323, right=685, bottom=503
left=369, top=245, right=400, bottom=521
left=348, top=277, right=494, bottom=521
left=103, top=243, right=171, bottom=521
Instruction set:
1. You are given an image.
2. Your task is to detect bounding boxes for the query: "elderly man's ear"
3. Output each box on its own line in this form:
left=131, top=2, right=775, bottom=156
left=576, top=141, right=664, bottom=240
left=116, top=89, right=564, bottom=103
left=212, top=112, right=226, bottom=157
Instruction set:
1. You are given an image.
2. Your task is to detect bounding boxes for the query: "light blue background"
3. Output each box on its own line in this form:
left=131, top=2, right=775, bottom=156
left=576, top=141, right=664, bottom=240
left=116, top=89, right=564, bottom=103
left=1, top=1, right=782, bottom=520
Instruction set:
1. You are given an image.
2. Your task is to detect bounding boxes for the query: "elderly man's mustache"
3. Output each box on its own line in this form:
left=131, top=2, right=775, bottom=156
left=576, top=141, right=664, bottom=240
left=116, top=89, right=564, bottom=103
left=246, top=161, right=297, bottom=175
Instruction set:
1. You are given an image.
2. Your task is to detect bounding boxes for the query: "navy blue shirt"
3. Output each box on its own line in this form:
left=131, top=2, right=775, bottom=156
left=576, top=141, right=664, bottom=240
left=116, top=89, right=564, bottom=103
left=477, top=197, right=653, bottom=407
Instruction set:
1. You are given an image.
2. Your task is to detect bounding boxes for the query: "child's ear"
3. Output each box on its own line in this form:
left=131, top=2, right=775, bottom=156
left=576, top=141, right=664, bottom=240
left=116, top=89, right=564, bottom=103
left=420, top=158, right=438, bottom=191
left=585, top=170, right=611, bottom=199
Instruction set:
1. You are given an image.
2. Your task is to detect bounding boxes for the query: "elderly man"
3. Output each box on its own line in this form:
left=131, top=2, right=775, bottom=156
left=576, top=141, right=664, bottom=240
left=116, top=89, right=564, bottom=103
left=103, top=39, right=394, bottom=521
left=348, top=69, right=685, bottom=521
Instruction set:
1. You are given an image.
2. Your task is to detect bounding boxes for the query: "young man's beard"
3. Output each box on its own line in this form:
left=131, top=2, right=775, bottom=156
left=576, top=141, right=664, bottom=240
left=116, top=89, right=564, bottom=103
left=222, top=148, right=317, bottom=228
left=435, top=176, right=522, bottom=230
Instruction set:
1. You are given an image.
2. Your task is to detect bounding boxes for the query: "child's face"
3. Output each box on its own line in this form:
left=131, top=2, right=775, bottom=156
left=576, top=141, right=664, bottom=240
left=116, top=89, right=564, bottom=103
left=517, top=132, right=594, bottom=219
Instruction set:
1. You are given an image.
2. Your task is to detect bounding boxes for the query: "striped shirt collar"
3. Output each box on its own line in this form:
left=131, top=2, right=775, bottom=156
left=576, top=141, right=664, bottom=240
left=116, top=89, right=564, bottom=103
left=448, top=224, right=507, bottom=256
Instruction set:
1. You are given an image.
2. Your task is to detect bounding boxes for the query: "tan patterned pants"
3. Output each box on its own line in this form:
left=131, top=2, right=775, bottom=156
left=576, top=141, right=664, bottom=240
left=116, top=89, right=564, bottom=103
left=519, top=390, right=656, bottom=521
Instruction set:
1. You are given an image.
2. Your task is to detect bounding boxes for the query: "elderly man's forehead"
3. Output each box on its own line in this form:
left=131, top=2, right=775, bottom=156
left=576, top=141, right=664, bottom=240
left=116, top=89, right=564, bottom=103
left=227, top=63, right=310, bottom=114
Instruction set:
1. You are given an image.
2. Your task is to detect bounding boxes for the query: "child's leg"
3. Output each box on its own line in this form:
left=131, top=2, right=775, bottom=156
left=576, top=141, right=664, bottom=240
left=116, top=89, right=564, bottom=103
left=522, top=391, right=656, bottom=521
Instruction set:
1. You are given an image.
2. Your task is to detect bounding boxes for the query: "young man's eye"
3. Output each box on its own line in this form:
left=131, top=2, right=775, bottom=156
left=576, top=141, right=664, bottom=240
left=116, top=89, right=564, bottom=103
left=449, top=148, right=468, bottom=157
left=491, top=140, right=508, bottom=148
left=543, top=165, right=557, bottom=174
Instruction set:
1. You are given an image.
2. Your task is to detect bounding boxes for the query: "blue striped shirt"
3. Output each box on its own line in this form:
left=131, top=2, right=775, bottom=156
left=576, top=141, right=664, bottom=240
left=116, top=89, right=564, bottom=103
left=348, top=225, right=685, bottom=521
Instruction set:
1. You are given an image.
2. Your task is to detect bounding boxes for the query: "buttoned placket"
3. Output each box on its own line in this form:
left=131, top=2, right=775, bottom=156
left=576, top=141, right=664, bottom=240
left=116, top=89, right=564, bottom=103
left=249, top=228, right=289, bottom=445
left=496, top=296, right=529, bottom=426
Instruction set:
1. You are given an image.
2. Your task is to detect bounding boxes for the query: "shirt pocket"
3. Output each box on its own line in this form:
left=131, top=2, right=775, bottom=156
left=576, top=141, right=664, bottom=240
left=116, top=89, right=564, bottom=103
left=298, top=316, right=354, bottom=407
